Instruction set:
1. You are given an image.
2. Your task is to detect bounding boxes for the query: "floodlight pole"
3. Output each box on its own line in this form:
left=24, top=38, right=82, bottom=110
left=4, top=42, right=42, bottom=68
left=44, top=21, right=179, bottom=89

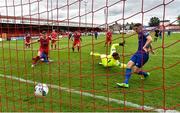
left=84, top=0, right=88, bottom=35
left=51, top=0, right=54, bottom=31
left=104, top=8, right=108, bottom=30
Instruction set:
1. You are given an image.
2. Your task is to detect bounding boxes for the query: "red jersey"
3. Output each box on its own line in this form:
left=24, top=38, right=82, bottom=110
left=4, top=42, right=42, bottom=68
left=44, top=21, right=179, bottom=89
left=51, top=31, right=57, bottom=39
left=39, top=36, right=51, bottom=52
left=106, top=31, right=112, bottom=40
left=74, top=32, right=81, bottom=42
left=25, top=36, right=31, bottom=43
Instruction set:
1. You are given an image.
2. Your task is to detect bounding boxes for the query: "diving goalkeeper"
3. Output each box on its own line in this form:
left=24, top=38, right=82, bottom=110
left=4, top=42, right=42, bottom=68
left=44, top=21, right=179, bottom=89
left=90, top=41, right=126, bottom=68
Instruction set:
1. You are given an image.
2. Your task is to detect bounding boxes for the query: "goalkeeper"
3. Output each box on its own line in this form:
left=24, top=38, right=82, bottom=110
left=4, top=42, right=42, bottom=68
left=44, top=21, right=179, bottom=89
left=90, top=41, right=126, bottom=68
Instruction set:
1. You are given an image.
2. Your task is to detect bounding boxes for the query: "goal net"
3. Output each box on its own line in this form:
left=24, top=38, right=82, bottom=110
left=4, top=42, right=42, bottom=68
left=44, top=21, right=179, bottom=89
left=0, top=0, right=179, bottom=112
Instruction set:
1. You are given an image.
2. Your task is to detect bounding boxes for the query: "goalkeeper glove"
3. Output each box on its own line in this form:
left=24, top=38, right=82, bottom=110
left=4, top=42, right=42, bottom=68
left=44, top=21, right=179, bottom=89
left=119, top=41, right=125, bottom=46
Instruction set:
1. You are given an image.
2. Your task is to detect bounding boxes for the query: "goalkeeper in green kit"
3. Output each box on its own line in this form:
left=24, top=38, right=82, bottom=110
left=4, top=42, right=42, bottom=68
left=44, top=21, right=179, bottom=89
left=90, top=41, right=126, bottom=68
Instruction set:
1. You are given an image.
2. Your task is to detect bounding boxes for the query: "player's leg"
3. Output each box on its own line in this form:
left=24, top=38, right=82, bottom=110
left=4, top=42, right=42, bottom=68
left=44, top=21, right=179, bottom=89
left=107, top=41, right=109, bottom=47
left=45, top=51, right=53, bottom=62
left=25, top=42, right=28, bottom=48
left=54, top=42, right=57, bottom=49
left=77, top=42, right=80, bottom=52
left=51, top=42, right=53, bottom=49
left=120, top=63, right=127, bottom=68
left=133, top=66, right=150, bottom=79
left=109, top=40, right=112, bottom=46
left=107, top=40, right=111, bottom=47
left=90, top=52, right=104, bottom=65
left=155, top=37, right=158, bottom=42
left=133, top=54, right=150, bottom=79
left=124, top=60, right=135, bottom=84
left=116, top=55, right=137, bottom=88
left=100, top=56, right=108, bottom=67
left=159, top=35, right=162, bottom=39
left=26, top=41, right=30, bottom=48
left=77, top=46, right=80, bottom=52
left=28, top=40, right=31, bottom=48
left=90, top=51, right=101, bottom=57
left=95, top=36, right=97, bottom=40
left=72, top=43, right=76, bottom=52
left=28, top=43, right=30, bottom=48
left=71, top=37, right=74, bottom=41
left=90, top=51, right=104, bottom=65
left=25, top=43, right=27, bottom=48
left=52, top=40, right=57, bottom=49
left=45, top=52, right=50, bottom=63
left=104, top=38, right=109, bottom=47
left=40, top=52, right=49, bottom=63
left=116, top=60, right=135, bottom=88
left=32, top=51, right=41, bottom=67
left=104, top=41, right=107, bottom=47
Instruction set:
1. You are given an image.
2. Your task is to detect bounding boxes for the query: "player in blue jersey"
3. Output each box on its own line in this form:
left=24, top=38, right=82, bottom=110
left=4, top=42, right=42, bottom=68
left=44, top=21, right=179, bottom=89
left=94, top=31, right=98, bottom=40
left=116, top=23, right=154, bottom=88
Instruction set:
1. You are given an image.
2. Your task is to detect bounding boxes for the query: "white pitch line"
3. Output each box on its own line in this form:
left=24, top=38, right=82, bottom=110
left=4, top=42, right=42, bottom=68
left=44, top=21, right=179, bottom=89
left=0, top=74, right=178, bottom=113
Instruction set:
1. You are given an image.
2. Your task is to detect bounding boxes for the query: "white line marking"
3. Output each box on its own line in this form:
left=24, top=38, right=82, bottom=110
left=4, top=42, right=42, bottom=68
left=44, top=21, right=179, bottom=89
left=0, top=74, right=178, bottom=112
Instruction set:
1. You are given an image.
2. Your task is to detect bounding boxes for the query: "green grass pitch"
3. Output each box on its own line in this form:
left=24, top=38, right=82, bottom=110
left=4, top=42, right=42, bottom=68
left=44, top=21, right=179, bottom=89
left=0, top=33, right=179, bottom=112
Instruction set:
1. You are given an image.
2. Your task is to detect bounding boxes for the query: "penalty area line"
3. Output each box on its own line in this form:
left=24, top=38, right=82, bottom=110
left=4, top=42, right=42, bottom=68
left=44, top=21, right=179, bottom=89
left=0, top=74, right=178, bottom=113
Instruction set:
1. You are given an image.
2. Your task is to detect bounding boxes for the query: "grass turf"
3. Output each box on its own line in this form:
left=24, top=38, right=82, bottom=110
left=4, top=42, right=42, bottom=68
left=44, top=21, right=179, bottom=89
left=0, top=33, right=179, bottom=111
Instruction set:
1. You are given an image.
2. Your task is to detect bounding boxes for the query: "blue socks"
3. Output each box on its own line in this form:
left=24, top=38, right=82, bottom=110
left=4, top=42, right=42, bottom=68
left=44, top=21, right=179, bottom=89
left=124, top=69, right=148, bottom=84
left=124, top=68, right=132, bottom=84
left=138, top=71, right=148, bottom=77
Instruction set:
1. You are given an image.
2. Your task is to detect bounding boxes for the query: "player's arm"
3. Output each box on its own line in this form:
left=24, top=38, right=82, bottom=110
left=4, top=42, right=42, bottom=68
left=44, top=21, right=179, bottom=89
left=30, top=40, right=39, bottom=44
left=119, top=63, right=127, bottom=68
left=149, top=43, right=155, bottom=54
left=110, top=43, right=119, bottom=55
left=115, top=60, right=127, bottom=68
left=143, top=35, right=152, bottom=53
left=49, top=34, right=52, bottom=38
left=53, top=38, right=60, bottom=41
left=29, top=39, right=39, bottom=44
left=110, top=42, right=125, bottom=55
left=119, top=40, right=125, bottom=46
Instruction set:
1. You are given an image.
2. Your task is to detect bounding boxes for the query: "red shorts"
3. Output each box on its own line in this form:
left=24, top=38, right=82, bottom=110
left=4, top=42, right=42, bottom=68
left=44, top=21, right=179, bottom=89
left=73, top=41, right=80, bottom=47
left=106, top=39, right=112, bottom=43
left=39, top=48, right=49, bottom=55
left=25, top=40, right=30, bottom=44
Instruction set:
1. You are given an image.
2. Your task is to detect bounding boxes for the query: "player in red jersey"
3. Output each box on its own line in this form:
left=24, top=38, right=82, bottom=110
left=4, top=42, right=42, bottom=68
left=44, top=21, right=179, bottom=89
left=30, top=31, right=59, bottom=67
left=24, top=32, right=31, bottom=48
left=104, top=30, right=112, bottom=47
left=51, top=29, right=58, bottom=49
left=72, top=31, right=82, bottom=52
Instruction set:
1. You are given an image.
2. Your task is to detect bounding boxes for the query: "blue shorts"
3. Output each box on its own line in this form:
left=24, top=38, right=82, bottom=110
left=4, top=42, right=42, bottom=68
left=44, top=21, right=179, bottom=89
left=130, top=53, right=149, bottom=68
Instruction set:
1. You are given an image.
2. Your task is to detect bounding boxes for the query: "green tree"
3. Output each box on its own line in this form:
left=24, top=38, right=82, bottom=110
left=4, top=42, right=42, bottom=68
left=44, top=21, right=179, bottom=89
left=149, top=17, right=160, bottom=27
left=178, top=15, right=180, bottom=25
left=130, top=22, right=134, bottom=30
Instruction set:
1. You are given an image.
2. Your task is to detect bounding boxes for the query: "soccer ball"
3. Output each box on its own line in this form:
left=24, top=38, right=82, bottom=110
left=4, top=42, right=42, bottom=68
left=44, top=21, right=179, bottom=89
left=34, top=83, right=49, bottom=96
